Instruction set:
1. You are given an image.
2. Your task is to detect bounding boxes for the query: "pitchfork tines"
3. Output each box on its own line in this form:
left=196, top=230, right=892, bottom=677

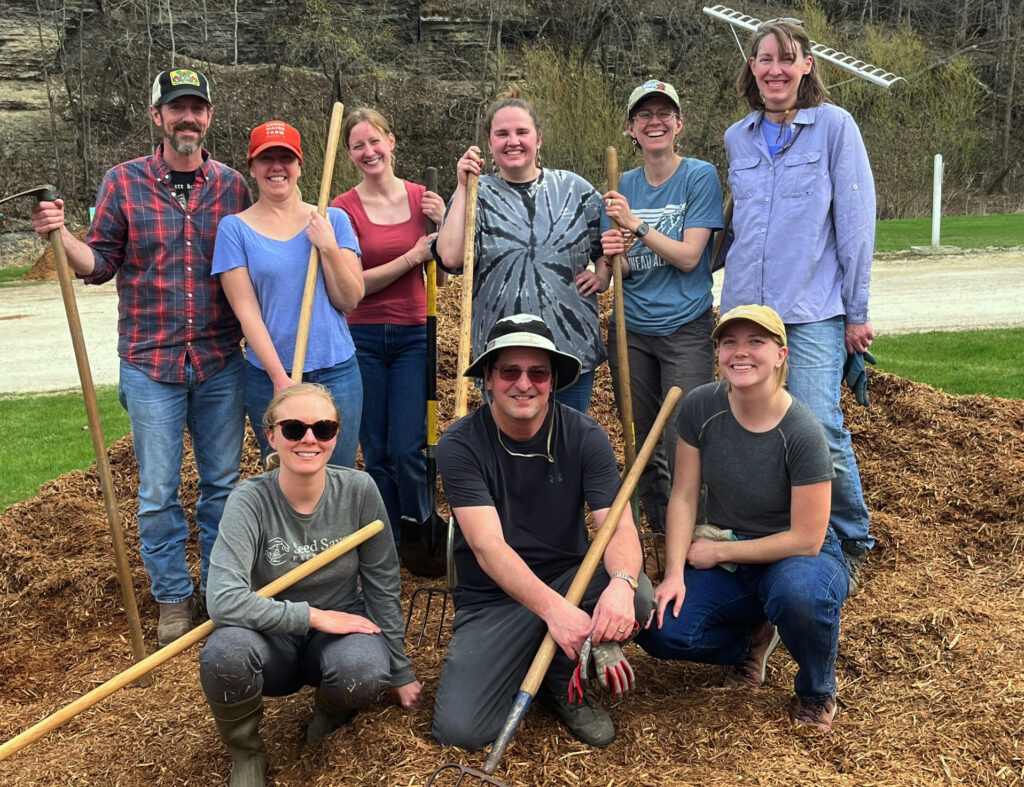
left=426, top=762, right=510, bottom=787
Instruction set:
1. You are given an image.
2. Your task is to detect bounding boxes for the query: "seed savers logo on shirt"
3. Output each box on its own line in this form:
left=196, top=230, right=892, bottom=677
left=266, top=537, right=291, bottom=566
left=170, top=70, right=201, bottom=87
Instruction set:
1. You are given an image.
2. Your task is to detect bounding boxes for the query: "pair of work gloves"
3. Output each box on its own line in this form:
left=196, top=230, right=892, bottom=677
left=568, top=622, right=638, bottom=705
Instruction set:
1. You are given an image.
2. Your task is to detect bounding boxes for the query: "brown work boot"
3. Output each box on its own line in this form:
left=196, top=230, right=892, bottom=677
left=157, top=595, right=199, bottom=647
left=790, top=695, right=837, bottom=732
left=723, top=621, right=781, bottom=687
left=642, top=532, right=667, bottom=582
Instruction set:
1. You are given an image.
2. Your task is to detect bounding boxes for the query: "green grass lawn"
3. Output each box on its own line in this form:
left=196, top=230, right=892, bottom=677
left=0, top=386, right=132, bottom=510
left=871, top=327, right=1024, bottom=399
left=0, top=265, right=34, bottom=285
left=874, top=213, right=1024, bottom=252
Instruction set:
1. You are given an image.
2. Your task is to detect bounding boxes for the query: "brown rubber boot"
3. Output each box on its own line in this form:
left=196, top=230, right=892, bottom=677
left=208, top=694, right=268, bottom=787
left=157, top=595, right=198, bottom=647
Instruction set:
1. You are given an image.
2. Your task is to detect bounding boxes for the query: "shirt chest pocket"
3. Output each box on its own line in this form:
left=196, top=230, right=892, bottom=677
left=781, top=152, right=823, bottom=199
left=727, top=157, right=761, bottom=201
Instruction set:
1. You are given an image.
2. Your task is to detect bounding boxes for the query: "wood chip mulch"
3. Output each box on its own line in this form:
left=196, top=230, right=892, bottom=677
left=1, top=285, right=1022, bottom=785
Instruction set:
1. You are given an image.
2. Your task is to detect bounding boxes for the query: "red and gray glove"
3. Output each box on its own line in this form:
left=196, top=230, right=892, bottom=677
left=568, top=635, right=636, bottom=705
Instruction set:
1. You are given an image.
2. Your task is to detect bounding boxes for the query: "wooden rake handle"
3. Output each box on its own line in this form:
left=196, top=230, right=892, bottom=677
left=454, top=172, right=479, bottom=418
left=0, top=519, right=384, bottom=763
left=291, top=101, right=345, bottom=381
left=605, top=146, right=637, bottom=472
left=482, top=387, right=683, bottom=774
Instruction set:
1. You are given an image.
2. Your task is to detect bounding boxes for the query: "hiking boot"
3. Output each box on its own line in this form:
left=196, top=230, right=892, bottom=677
left=790, top=695, right=837, bottom=732
left=305, top=688, right=358, bottom=746
left=724, top=621, right=780, bottom=687
left=642, top=532, right=666, bottom=582
left=157, top=595, right=199, bottom=647
left=538, top=688, right=615, bottom=747
left=843, top=544, right=868, bottom=596
left=208, top=694, right=268, bottom=786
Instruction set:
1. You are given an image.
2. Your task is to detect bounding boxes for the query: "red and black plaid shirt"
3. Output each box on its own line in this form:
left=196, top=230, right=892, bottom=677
left=84, top=144, right=252, bottom=383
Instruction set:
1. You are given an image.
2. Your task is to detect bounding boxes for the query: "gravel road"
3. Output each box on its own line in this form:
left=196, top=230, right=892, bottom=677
left=2, top=248, right=1022, bottom=395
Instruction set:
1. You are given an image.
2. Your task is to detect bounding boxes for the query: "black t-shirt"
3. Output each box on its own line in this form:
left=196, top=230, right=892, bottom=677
left=437, top=402, right=622, bottom=610
left=169, top=169, right=198, bottom=210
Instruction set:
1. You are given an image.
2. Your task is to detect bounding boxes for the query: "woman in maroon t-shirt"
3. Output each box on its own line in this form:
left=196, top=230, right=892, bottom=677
left=331, top=108, right=445, bottom=546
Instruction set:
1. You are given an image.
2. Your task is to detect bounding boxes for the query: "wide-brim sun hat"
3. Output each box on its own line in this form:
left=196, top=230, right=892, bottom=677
left=464, top=314, right=582, bottom=392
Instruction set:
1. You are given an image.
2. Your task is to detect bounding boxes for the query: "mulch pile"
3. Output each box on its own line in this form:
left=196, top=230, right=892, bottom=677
left=22, top=229, right=89, bottom=281
left=1, top=284, right=1022, bottom=785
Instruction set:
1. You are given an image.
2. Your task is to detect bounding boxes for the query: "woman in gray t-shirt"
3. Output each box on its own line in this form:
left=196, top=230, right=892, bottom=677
left=198, top=383, right=420, bottom=783
left=636, top=305, right=850, bottom=733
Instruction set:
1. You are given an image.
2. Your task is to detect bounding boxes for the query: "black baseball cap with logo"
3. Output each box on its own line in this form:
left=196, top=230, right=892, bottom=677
left=151, top=69, right=211, bottom=107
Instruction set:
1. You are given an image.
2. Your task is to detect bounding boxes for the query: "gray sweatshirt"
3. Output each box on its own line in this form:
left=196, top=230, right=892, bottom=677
left=207, top=466, right=415, bottom=687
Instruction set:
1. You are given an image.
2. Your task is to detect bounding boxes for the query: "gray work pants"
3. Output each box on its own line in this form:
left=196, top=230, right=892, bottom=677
left=432, top=565, right=655, bottom=751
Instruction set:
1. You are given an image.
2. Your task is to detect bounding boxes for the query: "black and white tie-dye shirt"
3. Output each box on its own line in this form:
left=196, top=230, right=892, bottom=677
left=441, top=168, right=606, bottom=372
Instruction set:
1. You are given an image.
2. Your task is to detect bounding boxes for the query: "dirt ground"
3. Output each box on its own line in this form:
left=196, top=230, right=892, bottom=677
left=0, top=282, right=1022, bottom=785
left=3, top=245, right=1023, bottom=395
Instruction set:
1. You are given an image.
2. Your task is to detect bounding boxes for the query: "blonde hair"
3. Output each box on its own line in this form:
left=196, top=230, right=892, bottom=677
left=737, top=20, right=830, bottom=111
left=262, top=383, right=340, bottom=431
left=341, top=107, right=394, bottom=149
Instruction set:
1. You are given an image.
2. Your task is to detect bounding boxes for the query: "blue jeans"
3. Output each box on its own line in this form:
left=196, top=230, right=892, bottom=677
left=349, top=323, right=429, bottom=540
left=637, top=529, right=849, bottom=703
left=786, top=317, right=872, bottom=551
left=244, top=356, right=362, bottom=469
left=118, top=353, right=245, bottom=604
left=553, top=369, right=595, bottom=414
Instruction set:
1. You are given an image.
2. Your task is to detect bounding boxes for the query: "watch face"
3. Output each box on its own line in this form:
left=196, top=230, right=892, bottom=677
left=635, top=221, right=649, bottom=237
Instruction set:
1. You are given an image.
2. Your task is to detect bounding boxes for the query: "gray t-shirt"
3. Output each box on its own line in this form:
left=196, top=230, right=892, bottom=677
left=207, top=466, right=414, bottom=687
left=437, top=168, right=606, bottom=372
left=677, top=382, right=834, bottom=537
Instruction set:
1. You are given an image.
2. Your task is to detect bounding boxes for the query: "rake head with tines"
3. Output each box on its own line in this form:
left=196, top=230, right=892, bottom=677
left=404, top=514, right=457, bottom=648
left=426, top=762, right=510, bottom=787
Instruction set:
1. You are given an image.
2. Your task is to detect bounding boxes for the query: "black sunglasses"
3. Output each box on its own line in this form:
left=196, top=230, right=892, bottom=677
left=274, top=419, right=340, bottom=441
left=496, top=365, right=552, bottom=384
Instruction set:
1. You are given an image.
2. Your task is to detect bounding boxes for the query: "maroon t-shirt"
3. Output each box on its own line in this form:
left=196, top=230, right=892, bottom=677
left=331, top=180, right=427, bottom=325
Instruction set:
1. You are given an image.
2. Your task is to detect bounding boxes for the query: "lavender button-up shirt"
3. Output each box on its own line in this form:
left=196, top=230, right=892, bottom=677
left=721, top=103, right=874, bottom=325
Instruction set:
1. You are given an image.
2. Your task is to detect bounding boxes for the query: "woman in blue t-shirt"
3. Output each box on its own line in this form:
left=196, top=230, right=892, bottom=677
left=598, top=80, right=723, bottom=535
left=637, top=305, right=850, bottom=733
left=212, top=120, right=365, bottom=468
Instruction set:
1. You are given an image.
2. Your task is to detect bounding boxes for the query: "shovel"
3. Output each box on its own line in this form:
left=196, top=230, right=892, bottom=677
left=398, top=165, right=447, bottom=579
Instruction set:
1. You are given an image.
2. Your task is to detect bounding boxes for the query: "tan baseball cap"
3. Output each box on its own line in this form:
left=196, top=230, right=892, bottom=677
left=627, top=79, right=681, bottom=117
left=713, top=304, right=787, bottom=345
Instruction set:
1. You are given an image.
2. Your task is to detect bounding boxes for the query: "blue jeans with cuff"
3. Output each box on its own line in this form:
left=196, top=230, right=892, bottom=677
left=637, top=528, right=849, bottom=703
left=118, top=353, right=245, bottom=604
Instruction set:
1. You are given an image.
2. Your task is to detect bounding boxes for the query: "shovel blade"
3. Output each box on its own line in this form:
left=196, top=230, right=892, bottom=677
left=397, top=511, right=448, bottom=579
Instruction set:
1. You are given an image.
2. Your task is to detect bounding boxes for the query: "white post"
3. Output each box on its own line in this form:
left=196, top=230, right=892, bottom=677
left=931, top=154, right=943, bottom=247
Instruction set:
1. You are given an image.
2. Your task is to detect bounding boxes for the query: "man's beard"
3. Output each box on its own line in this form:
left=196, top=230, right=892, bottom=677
left=167, top=124, right=205, bottom=155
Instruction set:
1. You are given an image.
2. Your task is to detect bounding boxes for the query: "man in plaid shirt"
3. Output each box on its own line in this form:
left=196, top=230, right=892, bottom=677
left=31, top=68, right=252, bottom=646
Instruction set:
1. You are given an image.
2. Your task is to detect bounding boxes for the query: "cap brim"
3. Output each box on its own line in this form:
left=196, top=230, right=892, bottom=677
left=155, top=87, right=210, bottom=107
left=247, top=141, right=304, bottom=165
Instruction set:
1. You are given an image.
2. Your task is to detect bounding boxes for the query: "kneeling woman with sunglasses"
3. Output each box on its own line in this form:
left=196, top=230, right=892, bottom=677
left=199, top=383, right=421, bottom=785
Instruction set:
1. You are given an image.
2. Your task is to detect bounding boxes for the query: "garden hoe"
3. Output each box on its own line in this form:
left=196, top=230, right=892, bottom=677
left=0, top=184, right=149, bottom=682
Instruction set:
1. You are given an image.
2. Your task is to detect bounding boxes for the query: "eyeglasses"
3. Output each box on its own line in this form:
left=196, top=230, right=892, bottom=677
left=630, top=109, right=679, bottom=124
left=496, top=365, right=552, bottom=384
left=274, top=419, right=340, bottom=441
left=757, top=17, right=804, bottom=29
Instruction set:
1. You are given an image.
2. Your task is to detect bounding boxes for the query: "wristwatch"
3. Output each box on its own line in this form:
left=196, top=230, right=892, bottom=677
left=611, top=572, right=638, bottom=591
left=634, top=221, right=650, bottom=238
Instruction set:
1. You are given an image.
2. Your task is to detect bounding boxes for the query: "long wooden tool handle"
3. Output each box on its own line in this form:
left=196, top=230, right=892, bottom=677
left=292, top=101, right=345, bottom=382
left=49, top=220, right=150, bottom=684
left=0, top=519, right=384, bottom=763
left=425, top=166, right=440, bottom=459
left=605, top=147, right=637, bottom=472
left=482, top=387, right=683, bottom=774
left=454, top=173, right=479, bottom=418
